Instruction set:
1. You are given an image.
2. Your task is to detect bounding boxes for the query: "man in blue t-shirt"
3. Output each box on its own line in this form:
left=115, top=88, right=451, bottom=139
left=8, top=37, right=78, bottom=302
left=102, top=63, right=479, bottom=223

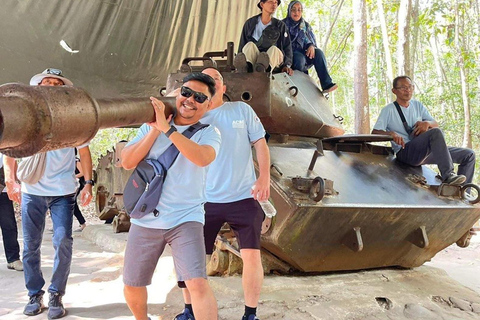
left=121, top=73, right=221, bottom=320
left=372, top=75, right=475, bottom=185
left=174, top=67, right=270, bottom=320
left=3, top=68, right=94, bottom=319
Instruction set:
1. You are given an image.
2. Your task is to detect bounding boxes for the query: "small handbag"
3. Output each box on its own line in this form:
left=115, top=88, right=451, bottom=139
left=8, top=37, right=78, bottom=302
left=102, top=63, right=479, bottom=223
left=17, top=152, right=47, bottom=184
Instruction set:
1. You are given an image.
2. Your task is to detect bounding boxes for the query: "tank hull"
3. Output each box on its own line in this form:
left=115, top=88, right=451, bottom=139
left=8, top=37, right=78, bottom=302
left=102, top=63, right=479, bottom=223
left=261, top=139, right=480, bottom=272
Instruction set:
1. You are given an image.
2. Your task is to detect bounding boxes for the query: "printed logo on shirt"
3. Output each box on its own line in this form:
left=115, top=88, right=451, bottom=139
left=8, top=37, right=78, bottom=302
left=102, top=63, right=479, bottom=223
left=232, top=120, right=245, bottom=129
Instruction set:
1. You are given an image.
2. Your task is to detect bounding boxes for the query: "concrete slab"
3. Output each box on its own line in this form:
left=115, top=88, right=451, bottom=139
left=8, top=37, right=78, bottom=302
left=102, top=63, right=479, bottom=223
left=2, top=222, right=480, bottom=319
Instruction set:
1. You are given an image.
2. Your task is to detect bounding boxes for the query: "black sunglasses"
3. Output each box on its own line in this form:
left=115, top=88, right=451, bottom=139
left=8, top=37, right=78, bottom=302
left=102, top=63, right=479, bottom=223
left=180, top=86, right=209, bottom=104
left=45, top=68, right=64, bottom=76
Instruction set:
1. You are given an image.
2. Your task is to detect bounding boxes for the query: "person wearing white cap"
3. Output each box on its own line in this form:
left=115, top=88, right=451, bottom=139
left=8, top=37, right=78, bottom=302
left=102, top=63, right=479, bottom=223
left=3, top=68, right=93, bottom=319
left=29, top=68, right=74, bottom=86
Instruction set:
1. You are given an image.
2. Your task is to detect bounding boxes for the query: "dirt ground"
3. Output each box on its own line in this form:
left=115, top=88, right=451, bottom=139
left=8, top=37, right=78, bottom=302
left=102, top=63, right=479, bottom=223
left=1, top=209, right=480, bottom=320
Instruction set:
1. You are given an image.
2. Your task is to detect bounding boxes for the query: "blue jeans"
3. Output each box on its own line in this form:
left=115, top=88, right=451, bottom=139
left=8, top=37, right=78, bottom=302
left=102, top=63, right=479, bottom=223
left=0, top=193, right=20, bottom=263
left=292, top=48, right=335, bottom=91
left=21, top=193, right=75, bottom=297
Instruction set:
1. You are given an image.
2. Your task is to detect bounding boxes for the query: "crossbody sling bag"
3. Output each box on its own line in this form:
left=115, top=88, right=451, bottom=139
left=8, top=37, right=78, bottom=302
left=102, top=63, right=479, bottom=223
left=393, top=101, right=415, bottom=140
left=17, top=152, right=47, bottom=185
left=123, top=122, right=209, bottom=219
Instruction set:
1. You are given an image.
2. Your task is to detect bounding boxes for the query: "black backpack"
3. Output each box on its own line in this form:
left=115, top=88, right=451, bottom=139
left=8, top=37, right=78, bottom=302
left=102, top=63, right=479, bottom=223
left=256, top=25, right=281, bottom=52
left=123, top=122, right=209, bottom=219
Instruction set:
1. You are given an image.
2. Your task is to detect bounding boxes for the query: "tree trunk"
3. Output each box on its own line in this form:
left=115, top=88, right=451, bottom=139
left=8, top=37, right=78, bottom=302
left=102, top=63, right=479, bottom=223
left=377, top=0, right=393, bottom=84
left=397, top=0, right=412, bottom=76
left=323, top=0, right=346, bottom=53
left=410, top=0, right=420, bottom=78
left=353, top=0, right=370, bottom=134
left=428, top=36, right=446, bottom=115
left=454, top=1, right=472, bottom=148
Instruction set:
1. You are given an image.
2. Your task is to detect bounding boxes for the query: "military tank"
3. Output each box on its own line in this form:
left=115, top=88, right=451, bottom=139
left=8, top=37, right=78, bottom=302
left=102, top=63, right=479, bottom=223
left=92, top=43, right=480, bottom=275
left=1, top=43, right=479, bottom=275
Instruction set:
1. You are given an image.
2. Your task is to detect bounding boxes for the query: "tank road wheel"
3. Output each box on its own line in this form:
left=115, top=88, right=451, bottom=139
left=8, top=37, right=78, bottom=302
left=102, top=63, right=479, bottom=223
left=461, top=183, right=480, bottom=204
left=206, top=249, right=229, bottom=276
left=456, top=229, right=474, bottom=248
left=309, top=176, right=325, bottom=202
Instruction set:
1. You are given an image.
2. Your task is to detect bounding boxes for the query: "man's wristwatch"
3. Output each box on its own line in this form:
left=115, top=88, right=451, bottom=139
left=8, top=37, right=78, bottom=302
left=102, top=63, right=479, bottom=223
left=85, top=180, right=94, bottom=186
left=165, top=125, right=177, bottom=138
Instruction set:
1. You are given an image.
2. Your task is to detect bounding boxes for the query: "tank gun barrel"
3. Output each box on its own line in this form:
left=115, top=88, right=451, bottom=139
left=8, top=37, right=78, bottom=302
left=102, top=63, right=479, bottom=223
left=0, top=83, right=175, bottom=158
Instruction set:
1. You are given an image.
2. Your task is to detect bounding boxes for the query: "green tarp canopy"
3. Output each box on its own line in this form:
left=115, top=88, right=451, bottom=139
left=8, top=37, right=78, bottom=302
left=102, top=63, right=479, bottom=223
left=0, top=0, right=258, bottom=97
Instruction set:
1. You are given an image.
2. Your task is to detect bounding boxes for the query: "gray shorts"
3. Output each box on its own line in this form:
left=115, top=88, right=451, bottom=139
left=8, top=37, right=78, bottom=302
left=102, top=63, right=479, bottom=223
left=123, top=221, right=207, bottom=287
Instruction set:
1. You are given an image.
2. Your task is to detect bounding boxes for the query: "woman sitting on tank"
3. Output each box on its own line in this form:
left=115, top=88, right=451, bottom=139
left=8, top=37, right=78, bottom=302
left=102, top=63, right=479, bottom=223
left=283, top=0, right=338, bottom=93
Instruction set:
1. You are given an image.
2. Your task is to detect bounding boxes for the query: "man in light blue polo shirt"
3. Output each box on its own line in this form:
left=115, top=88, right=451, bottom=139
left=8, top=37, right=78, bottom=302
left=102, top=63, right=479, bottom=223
left=175, top=67, right=270, bottom=320
left=372, top=75, right=475, bottom=185
left=3, top=68, right=94, bottom=319
left=121, top=73, right=221, bottom=320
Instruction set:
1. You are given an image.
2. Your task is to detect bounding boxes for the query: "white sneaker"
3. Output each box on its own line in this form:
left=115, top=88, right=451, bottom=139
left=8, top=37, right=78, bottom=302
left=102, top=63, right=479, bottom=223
left=7, top=259, right=23, bottom=271
left=74, top=223, right=86, bottom=232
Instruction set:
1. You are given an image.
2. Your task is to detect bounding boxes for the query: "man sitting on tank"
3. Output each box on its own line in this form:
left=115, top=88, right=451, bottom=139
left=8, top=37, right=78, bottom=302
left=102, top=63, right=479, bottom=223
left=237, top=0, right=293, bottom=75
left=372, top=75, right=475, bottom=186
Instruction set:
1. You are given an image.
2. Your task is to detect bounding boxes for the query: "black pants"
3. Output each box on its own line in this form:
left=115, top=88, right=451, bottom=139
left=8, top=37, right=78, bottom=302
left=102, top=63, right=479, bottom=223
left=396, top=128, right=476, bottom=183
left=73, top=184, right=86, bottom=225
left=0, top=193, right=20, bottom=263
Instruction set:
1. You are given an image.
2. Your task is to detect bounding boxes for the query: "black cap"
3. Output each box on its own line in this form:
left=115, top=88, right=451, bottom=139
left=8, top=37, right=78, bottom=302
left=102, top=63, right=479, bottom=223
left=257, top=0, right=281, bottom=10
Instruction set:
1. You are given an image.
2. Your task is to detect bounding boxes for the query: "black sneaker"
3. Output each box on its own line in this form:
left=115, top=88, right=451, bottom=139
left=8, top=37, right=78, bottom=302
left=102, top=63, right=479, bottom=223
left=444, top=173, right=466, bottom=186
left=322, top=83, right=338, bottom=93
left=23, top=293, right=45, bottom=316
left=48, top=292, right=66, bottom=319
left=174, top=308, right=195, bottom=320
left=254, top=52, right=270, bottom=73
left=234, top=53, right=249, bottom=73
left=242, top=315, right=260, bottom=320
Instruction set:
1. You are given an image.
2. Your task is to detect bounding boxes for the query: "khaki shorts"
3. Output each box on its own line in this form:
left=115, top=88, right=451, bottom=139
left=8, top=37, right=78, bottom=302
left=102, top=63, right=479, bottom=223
left=123, top=222, right=207, bottom=287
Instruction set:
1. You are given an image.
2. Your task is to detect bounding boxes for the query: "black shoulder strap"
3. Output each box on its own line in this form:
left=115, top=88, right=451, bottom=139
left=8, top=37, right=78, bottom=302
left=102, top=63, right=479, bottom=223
left=393, top=101, right=411, bottom=134
left=157, top=121, right=210, bottom=171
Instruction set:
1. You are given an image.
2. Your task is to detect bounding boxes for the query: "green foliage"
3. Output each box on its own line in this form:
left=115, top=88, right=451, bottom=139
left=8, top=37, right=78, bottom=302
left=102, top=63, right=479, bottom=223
left=277, top=0, right=480, bottom=183
left=89, top=128, right=137, bottom=166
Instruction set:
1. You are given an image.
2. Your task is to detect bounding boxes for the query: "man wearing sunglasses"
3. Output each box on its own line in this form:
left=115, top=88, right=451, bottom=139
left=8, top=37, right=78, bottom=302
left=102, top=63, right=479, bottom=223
left=3, top=68, right=93, bottom=319
left=121, top=73, right=221, bottom=320
left=372, top=75, right=475, bottom=186
left=174, top=67, right=270, bottom=320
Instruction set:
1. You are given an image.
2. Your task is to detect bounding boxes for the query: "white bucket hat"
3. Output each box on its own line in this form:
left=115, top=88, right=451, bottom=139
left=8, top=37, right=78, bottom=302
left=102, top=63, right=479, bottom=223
left=29, top=68, right=73, bottom=86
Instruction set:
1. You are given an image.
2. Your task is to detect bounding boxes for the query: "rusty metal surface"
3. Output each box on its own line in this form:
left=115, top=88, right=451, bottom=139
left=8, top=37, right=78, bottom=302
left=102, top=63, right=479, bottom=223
left=323, top=134, right=393, bottom=143
left=268, top=72, right=345, bottom=138
left=167, top=70, right=344, bottom=139
left=167, top=71, right=272, bottom=118
left=0, top=83, right=175, bottom=157
left=260, top=140, right=480, bottom=272
left=95, top=143, right=133, bottom=221
left=261, top=204, right=479, bottom=272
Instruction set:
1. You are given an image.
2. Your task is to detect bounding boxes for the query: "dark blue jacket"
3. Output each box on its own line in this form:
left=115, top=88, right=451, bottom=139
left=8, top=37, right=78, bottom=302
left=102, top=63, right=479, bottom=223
left=238, top=14, right=293, bottom=67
